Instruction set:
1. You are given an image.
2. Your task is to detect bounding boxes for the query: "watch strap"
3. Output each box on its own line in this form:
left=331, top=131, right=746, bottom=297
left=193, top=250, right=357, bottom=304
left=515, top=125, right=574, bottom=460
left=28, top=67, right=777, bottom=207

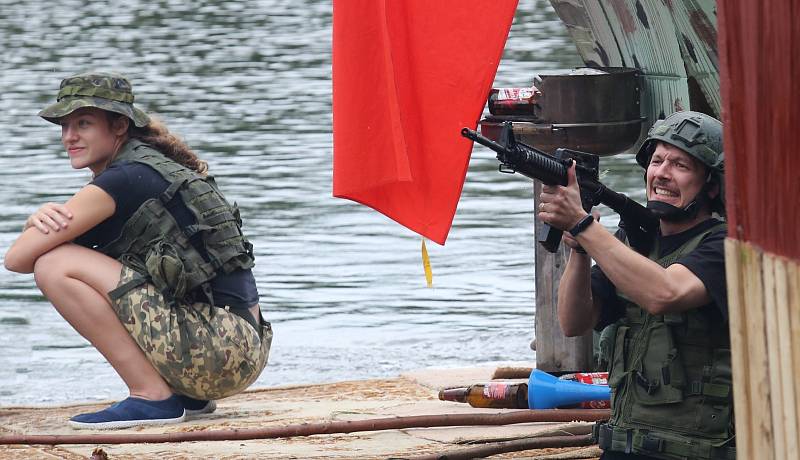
left=569, top=214, right=595, bottom=237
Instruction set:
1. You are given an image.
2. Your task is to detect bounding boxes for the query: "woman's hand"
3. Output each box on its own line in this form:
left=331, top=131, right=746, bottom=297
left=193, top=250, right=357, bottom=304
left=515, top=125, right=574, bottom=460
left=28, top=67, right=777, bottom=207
left=24, top=203, right=73, bottom=234
left=7, top=185, right=114, bottom=274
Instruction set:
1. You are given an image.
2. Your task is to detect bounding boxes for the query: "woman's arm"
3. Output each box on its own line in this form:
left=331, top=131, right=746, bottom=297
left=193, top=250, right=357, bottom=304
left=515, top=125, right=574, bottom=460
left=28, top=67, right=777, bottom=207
left=4, top=185, right=115, bottom=273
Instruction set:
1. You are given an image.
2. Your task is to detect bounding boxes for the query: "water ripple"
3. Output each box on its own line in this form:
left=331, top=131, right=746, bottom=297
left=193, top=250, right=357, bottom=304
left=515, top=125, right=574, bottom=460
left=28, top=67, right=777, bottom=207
left=0, top=0, right=646, bottom=406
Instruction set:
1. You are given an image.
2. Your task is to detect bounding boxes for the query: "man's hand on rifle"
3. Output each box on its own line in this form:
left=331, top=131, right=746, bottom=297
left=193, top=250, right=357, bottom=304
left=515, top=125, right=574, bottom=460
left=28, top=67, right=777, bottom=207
left=538, top=162, right=588, bottom=232
left=561, top=210, right=600, bottom=251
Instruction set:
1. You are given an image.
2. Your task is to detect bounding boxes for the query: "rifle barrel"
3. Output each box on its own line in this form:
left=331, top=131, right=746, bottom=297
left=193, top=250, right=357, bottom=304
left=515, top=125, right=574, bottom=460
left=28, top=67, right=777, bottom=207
left=461, top=128, right=507, bottom=152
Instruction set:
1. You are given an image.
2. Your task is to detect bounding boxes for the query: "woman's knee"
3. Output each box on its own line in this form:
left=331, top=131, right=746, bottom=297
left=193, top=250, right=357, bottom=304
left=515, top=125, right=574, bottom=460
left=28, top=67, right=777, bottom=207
left=33, top=244, right=122, bottom=293
left=32, top=245, right=71, bottom=290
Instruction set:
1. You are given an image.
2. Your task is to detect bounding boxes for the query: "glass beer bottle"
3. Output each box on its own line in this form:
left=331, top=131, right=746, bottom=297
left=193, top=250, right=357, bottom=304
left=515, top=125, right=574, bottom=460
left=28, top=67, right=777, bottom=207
left=438, top=382, right=528, bottom=409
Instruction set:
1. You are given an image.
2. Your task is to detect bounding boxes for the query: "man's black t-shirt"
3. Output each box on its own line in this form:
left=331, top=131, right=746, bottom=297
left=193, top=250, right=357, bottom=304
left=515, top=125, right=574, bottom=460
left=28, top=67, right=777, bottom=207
left=78, top=161, right=260, bottom=310
left=592, top=218, right=727, bottom=330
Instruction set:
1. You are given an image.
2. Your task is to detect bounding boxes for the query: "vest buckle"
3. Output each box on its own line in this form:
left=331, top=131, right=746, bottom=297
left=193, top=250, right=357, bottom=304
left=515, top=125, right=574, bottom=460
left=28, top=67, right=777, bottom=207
left=635, top=370, right=659, bottom=394
left=640, top=433, right=665, bottom=453
left=595, top=423, right=612, bottom=450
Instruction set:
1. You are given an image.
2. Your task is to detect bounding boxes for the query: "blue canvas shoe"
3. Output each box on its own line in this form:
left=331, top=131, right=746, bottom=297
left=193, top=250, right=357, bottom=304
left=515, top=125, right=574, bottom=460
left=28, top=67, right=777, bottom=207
left=178, top=395, right=217, bottom=416
left=68, top=394, right=185, bottom=430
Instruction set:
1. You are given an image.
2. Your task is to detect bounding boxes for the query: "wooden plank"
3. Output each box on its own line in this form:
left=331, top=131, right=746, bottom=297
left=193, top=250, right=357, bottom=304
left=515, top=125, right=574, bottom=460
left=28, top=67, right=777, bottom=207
left=532, top=181, right=593, bottom=373
left=725, top=238, right=751, bottom=459
left=763, top=254, right=785, bottom=459
left=774, top=255, right=798, bottom=457
left=789, top=260, right=800, bottom=451
left=741, top=243, right=774, bottom=459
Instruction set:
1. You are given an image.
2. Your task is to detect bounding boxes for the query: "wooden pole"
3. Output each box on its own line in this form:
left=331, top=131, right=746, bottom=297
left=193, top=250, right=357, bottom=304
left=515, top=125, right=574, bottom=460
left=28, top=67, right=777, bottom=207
left=0, top=410, right=610, bottom=445
left=532, top=180, right=593, bottom=373
left=408, top=434, right=594, bottom=460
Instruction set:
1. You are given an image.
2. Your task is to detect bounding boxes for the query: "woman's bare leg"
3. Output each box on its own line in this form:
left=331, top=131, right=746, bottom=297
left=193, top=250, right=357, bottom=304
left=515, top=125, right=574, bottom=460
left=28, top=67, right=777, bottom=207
left=33, top=243, right=172, bottom=400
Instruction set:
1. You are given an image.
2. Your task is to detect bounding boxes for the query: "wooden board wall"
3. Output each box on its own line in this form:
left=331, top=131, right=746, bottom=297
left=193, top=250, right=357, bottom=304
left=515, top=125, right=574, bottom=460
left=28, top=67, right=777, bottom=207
left=719, top=0, right=800, bottom=456
left=725, top=240, right=800, bottom=459
left=719, top=0, right=800, bottom=259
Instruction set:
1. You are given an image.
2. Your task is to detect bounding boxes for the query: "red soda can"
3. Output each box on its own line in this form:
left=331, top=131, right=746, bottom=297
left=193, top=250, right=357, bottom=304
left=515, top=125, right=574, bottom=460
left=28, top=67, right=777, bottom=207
left=487, top=86, right=541, bottom=116
left=573, top=372, right=610, bottom=409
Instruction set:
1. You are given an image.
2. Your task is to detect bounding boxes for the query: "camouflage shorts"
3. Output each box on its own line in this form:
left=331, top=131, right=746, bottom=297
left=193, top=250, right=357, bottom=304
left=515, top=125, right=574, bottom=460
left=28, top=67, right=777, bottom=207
left=111, top=266, right=272, bottom=400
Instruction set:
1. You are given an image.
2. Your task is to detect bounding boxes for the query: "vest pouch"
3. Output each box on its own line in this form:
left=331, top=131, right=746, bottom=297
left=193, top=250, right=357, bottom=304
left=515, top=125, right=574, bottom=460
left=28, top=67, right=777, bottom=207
left=607, top=325, right=629, bottom=390
left=625, top=326, right=733, bottom=439
left=692, top=348, right=733, bottom=437
left=631, top=321, right=685, bottom=406
left=145, top=241, right=188, bottom=303
left=597, top=323, right=618, bottom=371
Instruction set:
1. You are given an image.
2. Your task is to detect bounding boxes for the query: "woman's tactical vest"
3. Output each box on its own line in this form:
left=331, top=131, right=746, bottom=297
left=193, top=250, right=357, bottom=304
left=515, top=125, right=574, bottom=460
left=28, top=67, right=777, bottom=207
left=594, top=222, right=735, bottom=460
left=96, top=140, right=255, bottom=306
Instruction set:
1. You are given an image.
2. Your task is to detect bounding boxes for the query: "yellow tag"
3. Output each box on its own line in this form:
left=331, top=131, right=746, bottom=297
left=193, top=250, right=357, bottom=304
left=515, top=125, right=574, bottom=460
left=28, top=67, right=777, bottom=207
left=421, top=238, right=433, bottom=287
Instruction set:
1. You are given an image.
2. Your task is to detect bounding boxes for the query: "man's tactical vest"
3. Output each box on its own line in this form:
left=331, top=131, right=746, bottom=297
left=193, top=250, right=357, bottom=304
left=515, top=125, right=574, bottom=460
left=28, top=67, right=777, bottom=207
left=96, top=140, right=255, bottom=306
left=594, top=222, right=735, bottom=460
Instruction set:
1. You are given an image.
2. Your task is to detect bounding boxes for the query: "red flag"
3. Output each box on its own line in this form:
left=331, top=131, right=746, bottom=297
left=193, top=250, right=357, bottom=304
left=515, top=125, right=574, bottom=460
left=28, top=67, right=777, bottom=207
left=332, top=0, right=518, bottom=245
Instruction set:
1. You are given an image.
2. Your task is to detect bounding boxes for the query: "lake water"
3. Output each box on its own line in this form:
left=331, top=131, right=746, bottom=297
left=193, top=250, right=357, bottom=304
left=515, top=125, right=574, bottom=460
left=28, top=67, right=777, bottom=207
left=0, top=0, right=643, bottom=405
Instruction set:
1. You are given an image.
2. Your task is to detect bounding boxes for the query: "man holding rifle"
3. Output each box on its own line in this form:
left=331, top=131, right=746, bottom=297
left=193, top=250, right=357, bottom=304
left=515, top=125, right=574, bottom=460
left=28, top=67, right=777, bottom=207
left=538, top=111, right=734, bottom=460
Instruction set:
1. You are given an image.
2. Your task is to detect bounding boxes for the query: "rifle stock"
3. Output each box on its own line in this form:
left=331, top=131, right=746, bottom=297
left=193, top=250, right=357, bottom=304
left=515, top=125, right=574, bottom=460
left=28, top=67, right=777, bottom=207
left=461, top=122, right=658, bottom=253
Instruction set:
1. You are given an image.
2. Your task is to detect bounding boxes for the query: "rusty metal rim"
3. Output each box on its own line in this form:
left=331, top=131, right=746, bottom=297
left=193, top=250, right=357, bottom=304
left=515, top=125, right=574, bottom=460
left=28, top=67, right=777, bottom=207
left=551, top=118, right=645, bottom=129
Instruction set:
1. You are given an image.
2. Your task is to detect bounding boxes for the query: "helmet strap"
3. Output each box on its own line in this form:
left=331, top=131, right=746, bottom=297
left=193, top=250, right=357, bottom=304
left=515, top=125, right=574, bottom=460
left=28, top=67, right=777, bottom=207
left=647, top=180, right=712, bottom=222
left=647, top=200, right=699, bottom=222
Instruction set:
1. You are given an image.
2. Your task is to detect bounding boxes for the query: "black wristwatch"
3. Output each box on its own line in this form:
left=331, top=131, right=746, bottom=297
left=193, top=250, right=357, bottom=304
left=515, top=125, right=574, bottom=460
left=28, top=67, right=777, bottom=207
left=569, top=214, right=595, bottom=237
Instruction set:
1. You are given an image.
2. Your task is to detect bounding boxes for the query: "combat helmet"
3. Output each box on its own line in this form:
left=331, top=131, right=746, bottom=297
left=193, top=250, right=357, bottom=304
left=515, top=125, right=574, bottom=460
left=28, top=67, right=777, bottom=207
left=39, top=71, right=150, bottom=127
left=636, top=111, right=725, bottom=218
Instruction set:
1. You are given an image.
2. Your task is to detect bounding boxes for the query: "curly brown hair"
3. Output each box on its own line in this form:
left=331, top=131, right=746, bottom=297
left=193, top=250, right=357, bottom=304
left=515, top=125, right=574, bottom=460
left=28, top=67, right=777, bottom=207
left=107, top=112, right=208, bottom=175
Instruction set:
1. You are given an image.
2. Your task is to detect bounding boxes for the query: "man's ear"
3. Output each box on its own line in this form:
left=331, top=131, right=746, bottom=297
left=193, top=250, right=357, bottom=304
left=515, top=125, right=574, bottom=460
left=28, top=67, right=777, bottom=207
left=112, top=116, right=130, bottom=135
left=707, top=180, right=720, bottom=200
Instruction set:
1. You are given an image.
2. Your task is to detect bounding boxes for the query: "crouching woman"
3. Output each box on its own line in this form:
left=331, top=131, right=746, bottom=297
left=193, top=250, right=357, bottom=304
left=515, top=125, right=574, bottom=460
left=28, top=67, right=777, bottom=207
left=4, top=71, right=272, bottom=429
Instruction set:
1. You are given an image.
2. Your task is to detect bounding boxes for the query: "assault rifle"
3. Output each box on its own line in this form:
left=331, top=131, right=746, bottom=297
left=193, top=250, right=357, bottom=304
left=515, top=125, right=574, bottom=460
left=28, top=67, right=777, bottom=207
left=461, top=122, right=658, bottom=253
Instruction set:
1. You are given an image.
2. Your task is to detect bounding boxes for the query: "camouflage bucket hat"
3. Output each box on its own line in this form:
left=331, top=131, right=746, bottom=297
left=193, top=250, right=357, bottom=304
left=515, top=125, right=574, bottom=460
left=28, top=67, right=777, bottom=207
left=39, top=71, right=150, bottom=127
